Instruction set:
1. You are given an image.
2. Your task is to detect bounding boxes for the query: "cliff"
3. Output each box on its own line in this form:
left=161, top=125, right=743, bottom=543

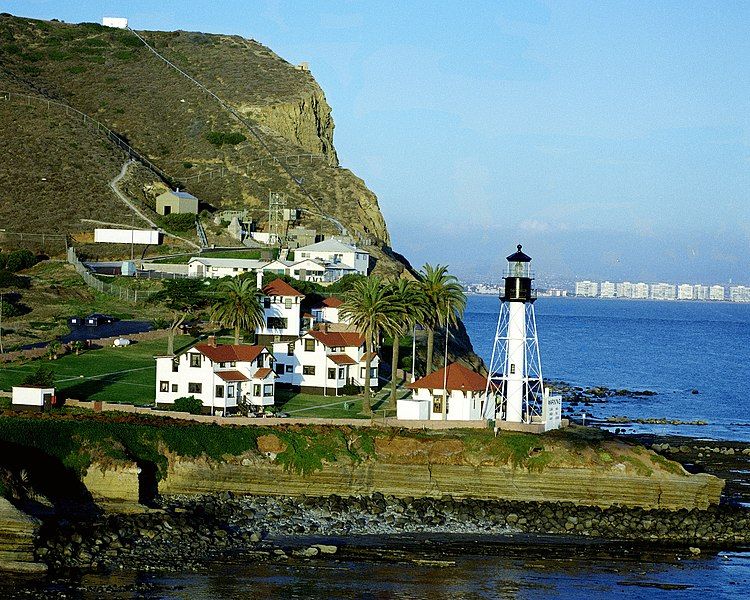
left=0, top=498, right=45, bottom=573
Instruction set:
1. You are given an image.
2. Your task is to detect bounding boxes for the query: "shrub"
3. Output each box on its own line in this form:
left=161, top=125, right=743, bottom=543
left=341, top=383, right=361, bottom=396
left=5, top=250, right=37, bottom=273
left=160, top=213, right=196, bottom=232
left=205, top=131, right=247, bottom=147
left=22, top=365, right=55, bottom=387
left=0, top=271, right=30, bottom=289
left=172, top=396, right=204, bottom=414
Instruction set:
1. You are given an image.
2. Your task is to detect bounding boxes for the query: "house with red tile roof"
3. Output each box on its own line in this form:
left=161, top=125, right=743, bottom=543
left=270, top=325, right=380, bottom=395
left=310, top=296, right=351, bottom=325
left=155, top=336, right=276, bottom=415
left=398, top=363, right=495, bottom=421
left=255, top=278, right=311, bottom=344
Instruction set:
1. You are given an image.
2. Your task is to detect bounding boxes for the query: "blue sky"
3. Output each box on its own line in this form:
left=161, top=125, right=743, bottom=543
left=7, top=1, right=750, bottom=284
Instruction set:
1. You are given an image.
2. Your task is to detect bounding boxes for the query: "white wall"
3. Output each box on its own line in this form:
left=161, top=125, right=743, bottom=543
left=95, top=229, right=161, bottom=245
left=258, top=296, right=302, bottom=337
left=102, top=17, right=128, bottom=28
left=397, top=398, right=430, bottom=420
left=12, top=387, right=54, bottom=407
left=412, top=387, right=486, bottom=421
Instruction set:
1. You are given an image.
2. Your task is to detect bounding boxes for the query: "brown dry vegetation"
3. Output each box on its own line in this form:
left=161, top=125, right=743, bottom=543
left=0, top=14, right=390, bottom=249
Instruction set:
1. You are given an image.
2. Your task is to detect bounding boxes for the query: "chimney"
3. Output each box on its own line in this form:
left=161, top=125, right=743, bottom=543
left=322, top=323, right=328, bottom=333
left=256, top=269, right=264, bottom=290
left=207, top=335, right=216, bottom=347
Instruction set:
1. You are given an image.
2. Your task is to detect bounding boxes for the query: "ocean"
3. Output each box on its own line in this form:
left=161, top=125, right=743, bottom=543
left=463, top=295, right=750, bottom=441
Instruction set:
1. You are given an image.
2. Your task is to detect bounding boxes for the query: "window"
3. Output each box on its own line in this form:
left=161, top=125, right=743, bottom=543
left=284, top=298, right=292, bottom=309
left=328, top=368, right=336, bottom=380
left=433, top=396, right=443, bottom=413
left=227, top=385, right=235, bottom=397
left=303, top=365, right=315, bottom=375
left=256, top=355, right=265, bottom=367
left=264, top=298, right=271, bottom=309
left=220, top=362, right=226, bottom=368
left=230, top=361, right=236, bottom=367
left=159, top=381, right=169, bottom=392
left=188, top=382, right=202, bottom=394
left=510, top=364, right=516, bottom=374
left=215, top=385, right=224, bottom=398
left=304, top=339, right=315, bottom=352
left=267, top=317, right=287, bottom=330
left=338, top=368, right=345, bottom=379
left=287, top=343, right=295, bottom=356
left=370, top=367, right=377, bottom=378
left=253, top=384, right=261, bottom=396
left=171, top=359, right=179, bottom=373
left=275, top=363, right=285, bottom=375
left=360, top=367, right=366, bottom=378
left=189, top=354, right=201, bottom=368
left=171, top=384, right=178, bottom=392
left=263, top=384, right=274, bottom=396
left=285, top=364, right=293, bottom=373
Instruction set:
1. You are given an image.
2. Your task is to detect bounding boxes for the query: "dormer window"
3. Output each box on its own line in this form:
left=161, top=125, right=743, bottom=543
left=220, top=362, right=226, bottom=368
left=230, top=361, right=236, bottom=367
left=189, top=353, right=201, bottom=368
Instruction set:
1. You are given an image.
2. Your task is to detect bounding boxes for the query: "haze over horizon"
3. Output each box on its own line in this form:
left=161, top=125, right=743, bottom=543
left=7, top=1, right=750, bottom=284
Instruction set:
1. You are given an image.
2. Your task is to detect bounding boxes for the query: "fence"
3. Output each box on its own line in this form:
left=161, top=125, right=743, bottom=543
left=67, top=247, right=158, bottom=303
left=0, top=230, right=68, bottom=254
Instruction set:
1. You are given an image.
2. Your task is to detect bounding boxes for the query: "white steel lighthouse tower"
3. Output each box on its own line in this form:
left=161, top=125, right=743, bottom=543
left=484, top=245, right=549, bottom=424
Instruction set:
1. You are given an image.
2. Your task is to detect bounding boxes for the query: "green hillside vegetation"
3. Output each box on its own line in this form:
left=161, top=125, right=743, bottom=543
left=0, top=14, right=391, bottom=260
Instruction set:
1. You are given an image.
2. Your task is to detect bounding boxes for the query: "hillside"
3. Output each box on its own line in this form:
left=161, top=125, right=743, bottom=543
left=0, top=13, right=480, bottom=368
left=0, top=15, right=388, bottom=251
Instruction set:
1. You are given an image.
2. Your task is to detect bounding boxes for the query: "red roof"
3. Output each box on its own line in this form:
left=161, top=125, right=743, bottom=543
left=360, top=351, right=378, bottom=363
left=216, top=370, right=249, bottom=382
left=407, top=363, right=487, bottom=392
left=253, top=367, right=274, bottom=379
left=263, top=278, right=304, bottom=297
left=194, top=343, right=264, bottom=363
left=322, top=297, right=343, bottom=308
left=328, top=354, right=357, bottom=365
left=308, top=330, right=364, bottom=348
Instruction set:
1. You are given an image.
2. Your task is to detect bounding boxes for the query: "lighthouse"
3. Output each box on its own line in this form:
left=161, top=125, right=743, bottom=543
left=485, top=245, right=559, bottom=427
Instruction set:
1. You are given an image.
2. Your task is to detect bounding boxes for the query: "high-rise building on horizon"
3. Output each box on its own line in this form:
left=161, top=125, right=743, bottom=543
left=651, top=283, right=676, bottom=300
left=633, top=282, right=649, bottom=299
left=709, top=285, right=725, bottom=301
left=600, top=281, right=616, bottom=298
left=694, top=285, right=709, bottom=301
left=677, top=284, right=694, bottom=300
left=616, top=281, right=634, bottom=299
left=575, top=280, right=599, bottom=297
left=730, top=286, right=750, bottom=303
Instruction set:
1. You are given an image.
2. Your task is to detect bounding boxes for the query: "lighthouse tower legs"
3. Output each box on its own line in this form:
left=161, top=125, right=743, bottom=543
left=505, top=301, right=525, bottom=422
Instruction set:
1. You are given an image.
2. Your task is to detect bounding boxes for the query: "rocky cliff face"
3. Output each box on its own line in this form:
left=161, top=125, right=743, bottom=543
left=244, top=88, right=339, bottom=166
left=0, top=498, right=45, bottom=573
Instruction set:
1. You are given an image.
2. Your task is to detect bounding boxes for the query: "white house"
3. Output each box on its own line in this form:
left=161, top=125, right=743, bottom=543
left=155, top=338, right=276, bottom=415
left=262, top=258, right=328, bottom=283
left=187, top=257, right=267, bottom=279
left=270, top=327, right=379, bottom=394
left=398, top=363, right=493, bottom=421
left=12, top=386, right=55, bottom=412
left=255, top=278, right=310, bottom=343
left=311, top=296, right=345, bottom=324
left=295, top=239, right=370, bottom=277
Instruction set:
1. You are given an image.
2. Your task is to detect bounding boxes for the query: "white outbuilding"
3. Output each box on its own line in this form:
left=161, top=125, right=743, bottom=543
left=12, top=386, right=56, bottom=412
left=398, top=363, right=493, bottom=421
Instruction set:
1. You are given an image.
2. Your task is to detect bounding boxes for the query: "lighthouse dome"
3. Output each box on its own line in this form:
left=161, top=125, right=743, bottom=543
left=506, top=244, right=531, bottom=263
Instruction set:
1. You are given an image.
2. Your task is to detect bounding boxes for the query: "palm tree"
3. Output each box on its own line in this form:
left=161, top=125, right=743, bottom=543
left=386, top=279, right=428, bottom=409
left=210, top=278, right=265, bottom=344
left=418, top=264, right=467, bottom=375
left=340, top=276, right=401, bottom=415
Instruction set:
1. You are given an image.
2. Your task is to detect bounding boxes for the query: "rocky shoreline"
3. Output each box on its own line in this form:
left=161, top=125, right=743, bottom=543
left=34, top=492, right=750, bottom=574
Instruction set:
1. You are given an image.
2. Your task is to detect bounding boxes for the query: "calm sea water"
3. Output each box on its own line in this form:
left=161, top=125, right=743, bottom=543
left=463, top=295, right=750, bottom=441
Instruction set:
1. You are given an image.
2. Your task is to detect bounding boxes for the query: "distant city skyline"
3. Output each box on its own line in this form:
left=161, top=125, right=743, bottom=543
left=7, top=1, right=750, bottom=283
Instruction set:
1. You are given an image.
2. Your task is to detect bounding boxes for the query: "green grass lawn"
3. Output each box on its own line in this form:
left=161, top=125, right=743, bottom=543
left=274, top=388, right=371, bottom=419
left=0, top=334, right=196, bottom=406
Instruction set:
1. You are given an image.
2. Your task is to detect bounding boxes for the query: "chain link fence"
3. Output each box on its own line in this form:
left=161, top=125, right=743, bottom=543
left=67, top=248, right=157, bottom=303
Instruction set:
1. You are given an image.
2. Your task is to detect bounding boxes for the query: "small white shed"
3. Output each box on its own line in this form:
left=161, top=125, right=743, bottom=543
left=102, top=17, right=128, bottom=29
left=12, top=386, right=55, bottom=412
left=396, top=397, right=430, bottom=420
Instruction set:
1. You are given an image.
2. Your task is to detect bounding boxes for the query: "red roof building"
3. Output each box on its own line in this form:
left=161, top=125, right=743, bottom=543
left=407, top=363, right=487, bottom=392
left=262, top=278, right=305, bottom=298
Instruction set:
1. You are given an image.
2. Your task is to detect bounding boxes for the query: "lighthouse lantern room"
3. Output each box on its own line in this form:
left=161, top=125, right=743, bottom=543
left=484, top=245, right=562, bottom=430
